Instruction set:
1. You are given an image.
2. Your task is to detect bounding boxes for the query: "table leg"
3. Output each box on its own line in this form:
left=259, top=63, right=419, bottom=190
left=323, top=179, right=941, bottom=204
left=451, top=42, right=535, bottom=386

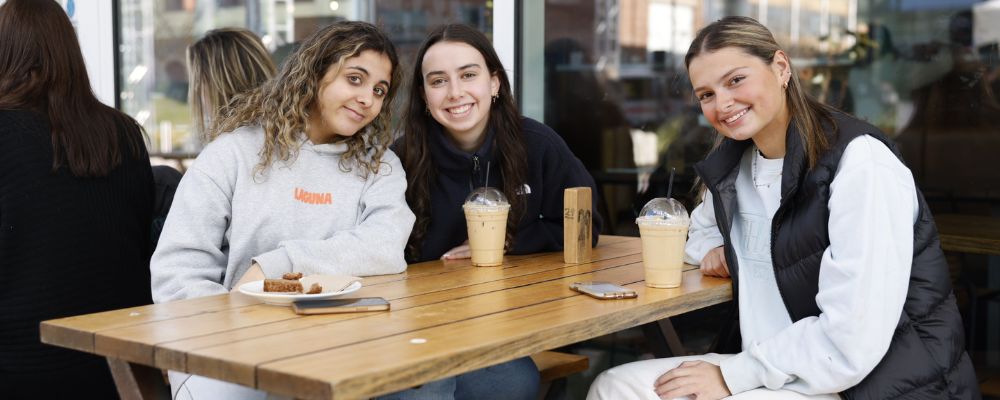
left=106, top=358, right=170, bottom=400
left=641, top=318, right=687, bottom=358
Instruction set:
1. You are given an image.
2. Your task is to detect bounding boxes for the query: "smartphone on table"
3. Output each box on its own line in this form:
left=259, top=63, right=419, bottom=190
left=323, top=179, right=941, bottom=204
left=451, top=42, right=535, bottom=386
left=292, top=297, right=390, bottom=315
left=570, top=281, right=638, bottom=299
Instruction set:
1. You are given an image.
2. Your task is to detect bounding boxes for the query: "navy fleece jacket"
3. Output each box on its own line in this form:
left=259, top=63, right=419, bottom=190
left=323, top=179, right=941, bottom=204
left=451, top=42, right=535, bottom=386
left=396, top=117, right=602, bottom=263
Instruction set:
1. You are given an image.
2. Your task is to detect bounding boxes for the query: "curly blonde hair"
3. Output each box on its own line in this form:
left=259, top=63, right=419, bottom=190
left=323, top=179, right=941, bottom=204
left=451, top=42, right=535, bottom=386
left=211, top=21, right=400, bottom=178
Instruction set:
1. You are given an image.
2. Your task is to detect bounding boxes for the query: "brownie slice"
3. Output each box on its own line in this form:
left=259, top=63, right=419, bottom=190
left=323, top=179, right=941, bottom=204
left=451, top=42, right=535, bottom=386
left=263, top=279, right=303, bottom=293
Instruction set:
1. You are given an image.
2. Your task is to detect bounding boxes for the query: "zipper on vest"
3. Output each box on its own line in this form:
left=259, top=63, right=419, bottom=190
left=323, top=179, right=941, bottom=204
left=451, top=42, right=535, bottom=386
left=770, top=202, right=794, bottom=320
left=709, top=185, right=743, bottom=351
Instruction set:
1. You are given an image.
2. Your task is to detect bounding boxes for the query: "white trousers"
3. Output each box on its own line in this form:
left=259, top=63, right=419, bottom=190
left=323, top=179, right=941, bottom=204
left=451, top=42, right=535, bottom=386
left=168, top=371, right=290, bottom=400
left=168, top=370, right=455, bottom=400
left=587, top=354, right=841, bottom=400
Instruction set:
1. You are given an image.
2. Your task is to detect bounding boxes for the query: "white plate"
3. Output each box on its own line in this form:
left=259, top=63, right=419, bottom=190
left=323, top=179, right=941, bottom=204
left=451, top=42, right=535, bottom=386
left=238, top=280, right=362, bottom=306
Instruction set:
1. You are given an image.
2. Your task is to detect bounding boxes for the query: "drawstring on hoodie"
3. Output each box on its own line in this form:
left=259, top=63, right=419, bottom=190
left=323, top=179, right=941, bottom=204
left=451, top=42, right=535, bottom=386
left=469, top=155, right=480, bottom=191
left=469, top=156, right=492, bottom=190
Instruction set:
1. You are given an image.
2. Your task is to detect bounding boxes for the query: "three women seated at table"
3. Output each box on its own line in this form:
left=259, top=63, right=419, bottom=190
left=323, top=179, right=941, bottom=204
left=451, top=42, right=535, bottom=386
left=3, top=1, right=975, bottom=398
left=149, top=21, right=599, bottom=399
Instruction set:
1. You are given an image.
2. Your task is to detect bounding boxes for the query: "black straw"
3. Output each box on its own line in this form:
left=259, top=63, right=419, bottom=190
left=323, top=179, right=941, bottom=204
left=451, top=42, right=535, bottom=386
left=666, top=167, right=675, bottom=199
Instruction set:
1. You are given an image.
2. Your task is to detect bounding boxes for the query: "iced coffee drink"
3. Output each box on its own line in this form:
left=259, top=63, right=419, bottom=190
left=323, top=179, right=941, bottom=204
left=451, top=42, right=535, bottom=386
left=636, top=198, right=690, bottom=288
left=463, top=187, right=510, bottom=266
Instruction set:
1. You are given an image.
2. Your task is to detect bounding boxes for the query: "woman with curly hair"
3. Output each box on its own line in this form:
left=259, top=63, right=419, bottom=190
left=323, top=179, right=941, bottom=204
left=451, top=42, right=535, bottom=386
left=150, top=21, right=414, bottom=399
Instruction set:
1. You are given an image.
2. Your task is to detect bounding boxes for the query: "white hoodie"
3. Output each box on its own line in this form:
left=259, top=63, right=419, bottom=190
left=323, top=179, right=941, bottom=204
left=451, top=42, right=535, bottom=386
left=151, top=126, right=414, bottom=303
left=684, top=135, right=917, bottom=395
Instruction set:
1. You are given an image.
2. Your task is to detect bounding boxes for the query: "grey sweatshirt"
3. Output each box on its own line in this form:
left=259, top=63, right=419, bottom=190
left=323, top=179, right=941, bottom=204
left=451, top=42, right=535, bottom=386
left=150, top=126, right=414, bottom=303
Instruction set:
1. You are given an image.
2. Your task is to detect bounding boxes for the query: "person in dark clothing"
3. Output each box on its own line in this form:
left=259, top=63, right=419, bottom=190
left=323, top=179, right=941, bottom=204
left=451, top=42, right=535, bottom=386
left=589, top=16, right=978, bottom=400
left=396, top=24, right=603, bottom=264
left=0, top=1, right=154, bottom=398
left=399, top=118, right=603, bottom=263
left=391, top=24, right=601, bottom=400
left=151, top=165, right=182, bottom=250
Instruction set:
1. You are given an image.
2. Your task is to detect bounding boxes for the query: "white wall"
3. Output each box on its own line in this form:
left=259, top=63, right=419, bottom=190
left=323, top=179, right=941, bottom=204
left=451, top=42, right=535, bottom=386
left=0, top=0, right=117, bottom=107
left=493, top=0, right=516, bottom=95
left=62, top=0, right=117, bottom=107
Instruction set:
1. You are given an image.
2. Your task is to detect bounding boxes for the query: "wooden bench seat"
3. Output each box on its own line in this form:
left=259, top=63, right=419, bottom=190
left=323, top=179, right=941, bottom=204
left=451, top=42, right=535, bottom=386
left=982, top=375, right=1000, bottom=398
left=532, top=351, right=590, bottom=400
left=531, top=351, right=590, bottom=383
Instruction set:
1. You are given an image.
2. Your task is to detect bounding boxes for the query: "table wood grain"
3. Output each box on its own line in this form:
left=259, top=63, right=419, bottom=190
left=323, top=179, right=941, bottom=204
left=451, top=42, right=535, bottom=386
left=41, top=235, right=732, bottom=399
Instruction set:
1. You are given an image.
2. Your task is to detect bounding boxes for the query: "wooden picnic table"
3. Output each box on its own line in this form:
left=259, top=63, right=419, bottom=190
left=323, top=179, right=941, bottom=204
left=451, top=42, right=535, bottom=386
left=935, top=213, right=1000, bottom=256
left=40, top=235, right=732, bottom=399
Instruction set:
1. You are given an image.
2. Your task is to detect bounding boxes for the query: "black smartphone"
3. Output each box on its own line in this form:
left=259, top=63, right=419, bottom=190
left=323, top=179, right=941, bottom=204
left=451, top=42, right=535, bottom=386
left=292, top=297, right=390, bottom=315
left=570, top=281, right=638, bottom=299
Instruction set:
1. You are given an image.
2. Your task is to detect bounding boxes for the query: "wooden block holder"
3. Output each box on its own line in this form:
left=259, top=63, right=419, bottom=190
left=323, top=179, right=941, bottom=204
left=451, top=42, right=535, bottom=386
left=564, top=187, right=593, bottom=264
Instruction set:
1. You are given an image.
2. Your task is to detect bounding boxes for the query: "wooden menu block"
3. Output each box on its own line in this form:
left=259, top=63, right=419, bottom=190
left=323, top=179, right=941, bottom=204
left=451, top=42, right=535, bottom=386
left=564, top=187, right=593, bottom=264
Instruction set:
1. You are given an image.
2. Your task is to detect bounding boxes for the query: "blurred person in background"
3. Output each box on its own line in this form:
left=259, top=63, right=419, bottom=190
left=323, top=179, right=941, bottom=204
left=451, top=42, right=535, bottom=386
left=149, top=28, right=279, bottom=249
left=187, top=27, right=277, bottom=143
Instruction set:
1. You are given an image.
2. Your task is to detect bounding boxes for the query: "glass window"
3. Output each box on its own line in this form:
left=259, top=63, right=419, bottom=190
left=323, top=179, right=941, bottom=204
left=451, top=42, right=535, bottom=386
left=522, top=0, right=1000, bottom=235
left=117, top=0, right=492, bottom=163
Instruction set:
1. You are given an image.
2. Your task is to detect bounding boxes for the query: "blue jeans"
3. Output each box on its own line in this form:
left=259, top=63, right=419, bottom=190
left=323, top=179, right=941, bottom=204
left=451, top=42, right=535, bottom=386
left=456, top=356, right=539, bottom=400
left=377, top=357, right=539, bottom=400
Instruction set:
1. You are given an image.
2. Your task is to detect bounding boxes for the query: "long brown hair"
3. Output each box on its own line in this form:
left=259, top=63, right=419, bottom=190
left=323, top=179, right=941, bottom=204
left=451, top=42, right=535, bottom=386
left=212, top=21, right=400, bottom=179
left=685, top=16, right=835, bottom=168
left=400, top=24, right=528, bottom=261
left=187, top=28, right=276, bottom=141
left=0, top=0, right=145, bottom=177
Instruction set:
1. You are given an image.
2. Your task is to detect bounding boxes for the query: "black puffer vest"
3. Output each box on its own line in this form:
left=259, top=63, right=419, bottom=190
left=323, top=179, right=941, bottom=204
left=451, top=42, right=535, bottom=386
left=695, top=112, right=979, bottom=399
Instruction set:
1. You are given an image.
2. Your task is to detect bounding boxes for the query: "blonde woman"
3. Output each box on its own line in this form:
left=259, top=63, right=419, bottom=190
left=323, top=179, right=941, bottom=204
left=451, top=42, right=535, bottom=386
left=150, top=29, right=276, bottom=248
left=187, top=27, right=276, bottom=141
left=150, top=21, right=414, bottom=399
left=588, top=16, right=976, bottom=400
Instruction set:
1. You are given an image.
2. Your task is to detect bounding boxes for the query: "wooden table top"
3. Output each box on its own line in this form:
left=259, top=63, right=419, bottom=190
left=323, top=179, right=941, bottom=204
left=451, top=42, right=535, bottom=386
left=40, top=236, right=732, bottom=399
left=935, top=213, right=1000, bottom=256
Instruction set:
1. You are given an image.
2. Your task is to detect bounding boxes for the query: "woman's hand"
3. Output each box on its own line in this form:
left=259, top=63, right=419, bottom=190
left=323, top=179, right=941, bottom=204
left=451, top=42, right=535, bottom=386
left=700, top=246, right=730, bottom=278
left=654, top=360, right=731, bottom=400
left=441, top=241, right=471, bottom=260
left=232, top=262, right=266, bottom=292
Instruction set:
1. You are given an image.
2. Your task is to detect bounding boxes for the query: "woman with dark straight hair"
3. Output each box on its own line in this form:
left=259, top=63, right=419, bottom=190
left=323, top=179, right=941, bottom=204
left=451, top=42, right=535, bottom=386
left=588, top=16, right=977, bottom=400
left=0, top=0, right=154, bottom=398
left=392, top=24, right=601, bottom=399
left=397, top=23, right=602, bottom=263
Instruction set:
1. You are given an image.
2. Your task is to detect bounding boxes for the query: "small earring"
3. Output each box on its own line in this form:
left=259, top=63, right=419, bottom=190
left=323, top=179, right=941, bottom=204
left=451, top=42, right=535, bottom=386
left=491, top=93, right=499, bottom=104
left=425, top=107, right=430, bottom=115
left=782, top=81, right=788, bottom=89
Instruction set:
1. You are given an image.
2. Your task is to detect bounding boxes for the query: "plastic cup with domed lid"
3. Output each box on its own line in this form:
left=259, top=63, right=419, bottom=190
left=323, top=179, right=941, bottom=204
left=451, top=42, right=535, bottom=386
left=635, top=198, right=691, bottom=288
left=463, top=187, right=510, bottom=266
